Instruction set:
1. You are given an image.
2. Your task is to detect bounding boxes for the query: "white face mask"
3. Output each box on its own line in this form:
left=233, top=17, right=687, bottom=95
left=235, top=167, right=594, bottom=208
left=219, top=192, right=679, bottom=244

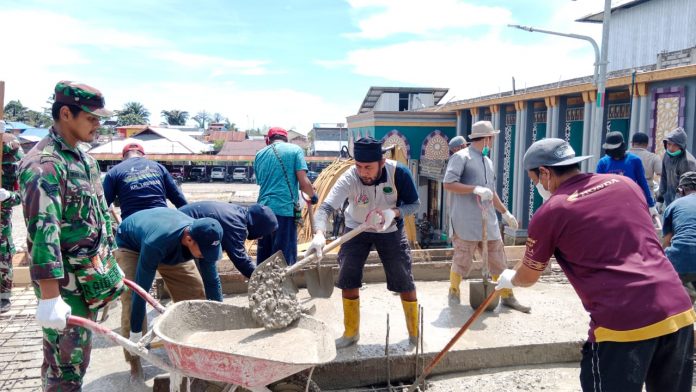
left=535, top=180, right=551, bottom=201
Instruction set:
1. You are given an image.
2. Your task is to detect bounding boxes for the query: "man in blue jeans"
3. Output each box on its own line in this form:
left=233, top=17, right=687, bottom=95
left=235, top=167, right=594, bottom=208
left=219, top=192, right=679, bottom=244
left=663, top=171, right=696, bottom=302
left=254, top=127, right=317, bottom=265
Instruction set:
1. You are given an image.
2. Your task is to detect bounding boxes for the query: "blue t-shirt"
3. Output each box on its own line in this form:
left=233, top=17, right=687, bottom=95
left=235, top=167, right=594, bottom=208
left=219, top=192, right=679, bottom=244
left=596, top=152, right=655, bottom=207
left=103, top=157, right=187, bottom=219
left=663, top=193, right=696, bottom=274
left=254, top=142, right=308, bottom=217
left=116, top=207, right=222, bottom=333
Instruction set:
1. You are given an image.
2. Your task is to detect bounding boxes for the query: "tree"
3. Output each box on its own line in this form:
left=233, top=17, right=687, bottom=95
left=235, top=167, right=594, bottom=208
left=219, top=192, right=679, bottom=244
left=193, top=111, right=210, bottom=129
left=161, top=109, right=189, bottom=126
left=224, top=118, right=238, bottom=131
left=213, top=140, right=225, bottom=152
left=24, top=110, right=52, bottom=127
left=4, top=100, right=29, bottom=122
left=116, top=101, right=150, bottom=126
left=211, top=112, right=224, bottom=123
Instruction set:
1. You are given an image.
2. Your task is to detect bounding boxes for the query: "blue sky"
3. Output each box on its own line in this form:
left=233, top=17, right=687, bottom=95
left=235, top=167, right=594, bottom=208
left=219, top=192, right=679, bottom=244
left=0, top=0, right=604, bottom=132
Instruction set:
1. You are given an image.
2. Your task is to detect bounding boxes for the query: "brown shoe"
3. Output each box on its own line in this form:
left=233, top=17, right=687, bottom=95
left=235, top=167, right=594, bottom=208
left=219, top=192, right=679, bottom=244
left=501, top=294, right=531, bottom=313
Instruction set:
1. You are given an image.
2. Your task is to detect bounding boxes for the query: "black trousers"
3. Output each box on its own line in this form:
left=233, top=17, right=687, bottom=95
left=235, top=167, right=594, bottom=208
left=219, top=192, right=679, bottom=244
left=580, top=325, right=694, bottom=392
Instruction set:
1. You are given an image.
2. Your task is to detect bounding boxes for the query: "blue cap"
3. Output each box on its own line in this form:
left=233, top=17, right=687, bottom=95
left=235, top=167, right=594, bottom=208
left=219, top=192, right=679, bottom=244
left=189, top=218, right=223, bottom=263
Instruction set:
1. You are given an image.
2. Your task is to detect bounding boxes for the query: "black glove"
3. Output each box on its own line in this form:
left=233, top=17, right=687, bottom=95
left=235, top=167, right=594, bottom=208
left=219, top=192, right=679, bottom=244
left=310, top=194, right=319, bottom=205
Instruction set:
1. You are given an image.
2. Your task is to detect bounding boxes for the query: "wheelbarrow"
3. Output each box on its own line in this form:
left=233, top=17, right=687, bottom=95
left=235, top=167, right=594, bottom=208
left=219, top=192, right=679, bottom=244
left=68, top=279, right=336, bottom=391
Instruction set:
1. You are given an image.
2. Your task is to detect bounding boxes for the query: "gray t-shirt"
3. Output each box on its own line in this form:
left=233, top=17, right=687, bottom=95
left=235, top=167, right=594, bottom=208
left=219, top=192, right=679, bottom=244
left=443, top=147, right=500, bottom=241
left=629, top=147, right=662, bottom=182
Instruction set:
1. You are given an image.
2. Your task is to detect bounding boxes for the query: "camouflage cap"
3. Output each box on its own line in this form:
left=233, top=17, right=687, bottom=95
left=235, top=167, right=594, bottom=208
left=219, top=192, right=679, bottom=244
left=54, top=80, right=113, bottom=117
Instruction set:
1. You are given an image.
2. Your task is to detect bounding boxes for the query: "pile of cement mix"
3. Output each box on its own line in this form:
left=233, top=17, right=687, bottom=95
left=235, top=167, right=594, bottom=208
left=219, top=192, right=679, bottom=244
left=248, top=253, right=301, bottom=329
left=183, top=327, right=321, bottom=364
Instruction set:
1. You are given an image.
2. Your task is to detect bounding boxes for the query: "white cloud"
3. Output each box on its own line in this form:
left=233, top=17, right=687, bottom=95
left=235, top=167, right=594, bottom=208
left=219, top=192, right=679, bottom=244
left=108, top=81, right=352, bottom=132
left=346, top=0, right=513, bottom=39
left=329, top=1, right=604, bottom=102
left=151, top=51, right=271, bottom=77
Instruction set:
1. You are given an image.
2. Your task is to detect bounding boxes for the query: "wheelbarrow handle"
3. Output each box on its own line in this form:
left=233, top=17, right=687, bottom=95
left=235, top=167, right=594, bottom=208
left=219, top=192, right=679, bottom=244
left=123, top=278, right=166, bottom=314
left=67, top=315, right=178, bottom=374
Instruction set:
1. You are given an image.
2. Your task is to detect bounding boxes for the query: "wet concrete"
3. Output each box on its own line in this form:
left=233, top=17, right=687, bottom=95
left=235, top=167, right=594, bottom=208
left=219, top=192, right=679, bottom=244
left=83, top=277, right=588, bottom=390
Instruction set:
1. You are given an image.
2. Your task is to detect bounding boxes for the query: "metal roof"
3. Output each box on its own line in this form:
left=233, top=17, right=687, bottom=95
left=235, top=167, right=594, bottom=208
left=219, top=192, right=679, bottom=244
left=358, top=86, right=449, bottom=114
left=576, top=0, right=651, bottom=23
left=89, top=126, right=213, bottom=155
left=4, top=121, right=32, bottom=130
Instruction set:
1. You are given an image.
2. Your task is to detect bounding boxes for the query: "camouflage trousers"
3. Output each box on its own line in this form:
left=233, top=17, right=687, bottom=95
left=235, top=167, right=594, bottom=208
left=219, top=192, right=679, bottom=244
left=0, top=211, right=15, bottom=300
left=35, top=275, right=95, bottom=391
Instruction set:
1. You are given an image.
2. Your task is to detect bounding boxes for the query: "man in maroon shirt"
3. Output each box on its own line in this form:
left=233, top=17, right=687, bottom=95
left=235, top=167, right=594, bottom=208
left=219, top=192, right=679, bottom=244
left=497, top=138, right=695, bottom=392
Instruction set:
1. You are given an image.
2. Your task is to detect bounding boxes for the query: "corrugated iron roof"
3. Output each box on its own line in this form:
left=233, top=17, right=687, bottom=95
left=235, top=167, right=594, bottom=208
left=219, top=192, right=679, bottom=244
left=218, top=140, right=267, bottom=156
left=89, top=126, right=213, bottom=154
left=577, top=0, right=651, bottom=23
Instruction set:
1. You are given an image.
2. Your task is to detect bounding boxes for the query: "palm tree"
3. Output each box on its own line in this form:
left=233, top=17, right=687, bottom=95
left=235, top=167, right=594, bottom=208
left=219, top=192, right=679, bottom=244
left=161, top=110, right=189, bottom=126
left=193, top=111, right=210, bottom=129
left=116, top=102, right=150, bottom=126
left=4, top=100, right=28, bottom=122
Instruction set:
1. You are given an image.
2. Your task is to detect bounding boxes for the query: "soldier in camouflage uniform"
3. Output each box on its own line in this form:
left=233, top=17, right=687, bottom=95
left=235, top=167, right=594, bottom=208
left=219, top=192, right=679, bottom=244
left=0, top=123, right=24, bottom=313
left=19, top=81, right=124, bottom=391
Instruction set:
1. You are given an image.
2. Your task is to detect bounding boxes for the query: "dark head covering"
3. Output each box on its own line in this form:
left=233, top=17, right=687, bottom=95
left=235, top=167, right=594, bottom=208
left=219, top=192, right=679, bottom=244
left=54, top=80, right=112, bottom=117
left=353, top=137, right=384, bottom=162
left=631, top=132, right=649, bottom=145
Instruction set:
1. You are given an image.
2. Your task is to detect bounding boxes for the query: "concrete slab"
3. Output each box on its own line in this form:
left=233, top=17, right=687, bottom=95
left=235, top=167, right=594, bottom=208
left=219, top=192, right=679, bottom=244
left=84, top=278, right=588, bottom=390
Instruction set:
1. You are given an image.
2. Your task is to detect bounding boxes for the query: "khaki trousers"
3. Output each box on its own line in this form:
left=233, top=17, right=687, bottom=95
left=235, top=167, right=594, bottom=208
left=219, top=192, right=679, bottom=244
left=113, top=248, right=205, bottom=362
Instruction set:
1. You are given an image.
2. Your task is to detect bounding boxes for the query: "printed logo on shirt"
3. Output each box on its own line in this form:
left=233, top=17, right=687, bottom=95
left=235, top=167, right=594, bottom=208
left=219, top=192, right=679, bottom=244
left=383, top=186, right=393, bottom=194
left=355, top=193, right=370, bottom=205
left=567, top=178, right=620, bottom=202
left=211, top=240, right=220, bottom=246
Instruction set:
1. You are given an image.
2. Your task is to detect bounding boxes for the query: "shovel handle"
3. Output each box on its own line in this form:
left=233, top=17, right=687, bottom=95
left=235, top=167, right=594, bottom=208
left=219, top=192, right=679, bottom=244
left=286, top=222, right=371, bottom=275
left=407, top=289, right=500, bottom=392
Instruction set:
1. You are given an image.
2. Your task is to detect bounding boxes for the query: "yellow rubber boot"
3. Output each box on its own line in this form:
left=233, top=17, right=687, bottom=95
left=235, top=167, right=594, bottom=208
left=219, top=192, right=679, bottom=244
left=493, top=274, right=531, bottom=313
left=449, top=270, right=462, bottom=306
left=401, top=300, right=419, bottom=346
left=335, top=298, right=360, bottom=349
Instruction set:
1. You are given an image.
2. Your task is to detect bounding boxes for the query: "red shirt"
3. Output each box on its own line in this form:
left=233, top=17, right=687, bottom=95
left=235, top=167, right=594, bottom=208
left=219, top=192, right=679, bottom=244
left=525, top=173, right=694, bottom=342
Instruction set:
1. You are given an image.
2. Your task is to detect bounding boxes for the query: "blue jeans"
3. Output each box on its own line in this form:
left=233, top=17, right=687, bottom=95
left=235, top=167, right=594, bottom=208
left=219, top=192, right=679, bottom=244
left=257, top=215, right=297, bottom=266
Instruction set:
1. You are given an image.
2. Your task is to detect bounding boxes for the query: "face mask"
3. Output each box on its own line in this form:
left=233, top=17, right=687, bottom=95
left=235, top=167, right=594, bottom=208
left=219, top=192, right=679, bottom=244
left=482, top=146, right=490, bottom=156
left=535, top=181, right=551, bottom=201
left=666, top=149, right=683, bottom=157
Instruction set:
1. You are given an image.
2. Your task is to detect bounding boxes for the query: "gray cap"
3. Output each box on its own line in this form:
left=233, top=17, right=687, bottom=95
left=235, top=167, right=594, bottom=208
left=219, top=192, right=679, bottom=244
left=448, top=136, right=467, bottom=150
left=523, top=138, right=592, bottom=171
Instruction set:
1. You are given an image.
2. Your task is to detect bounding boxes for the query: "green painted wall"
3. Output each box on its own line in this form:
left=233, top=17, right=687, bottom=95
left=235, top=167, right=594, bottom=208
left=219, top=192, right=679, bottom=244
left=374, top=126, right=456, bottom=160
left=608, top=119, right=629, bottom=142
left=531, top=123, right=547, bottom=214
left=503, top=124, right=516, bottom=212
left=567, top=121, right=584, bottom=158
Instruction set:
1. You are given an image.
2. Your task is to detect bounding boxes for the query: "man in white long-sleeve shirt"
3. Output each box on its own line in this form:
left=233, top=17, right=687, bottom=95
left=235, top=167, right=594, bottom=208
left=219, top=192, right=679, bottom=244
left=306, top=137, right=421, bottom=349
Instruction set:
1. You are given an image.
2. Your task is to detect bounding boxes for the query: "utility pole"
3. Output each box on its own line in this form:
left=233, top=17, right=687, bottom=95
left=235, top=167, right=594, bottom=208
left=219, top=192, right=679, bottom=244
left=590, top=0, right=612, bottom=170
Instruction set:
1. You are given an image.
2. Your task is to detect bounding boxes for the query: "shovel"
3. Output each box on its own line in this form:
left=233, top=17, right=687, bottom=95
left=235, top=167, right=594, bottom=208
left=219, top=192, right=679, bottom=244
left=468, top=198, right=500, bottom=312
left=303, top=199, right=335, bottom=298
left=249, top=215, right=382, bottom=329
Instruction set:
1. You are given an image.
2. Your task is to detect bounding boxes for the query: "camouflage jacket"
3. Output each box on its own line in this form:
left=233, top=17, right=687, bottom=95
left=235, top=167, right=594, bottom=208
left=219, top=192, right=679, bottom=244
left=19, top=127, right=114, bottom=281
left=1, top=133, right=24, bottom=213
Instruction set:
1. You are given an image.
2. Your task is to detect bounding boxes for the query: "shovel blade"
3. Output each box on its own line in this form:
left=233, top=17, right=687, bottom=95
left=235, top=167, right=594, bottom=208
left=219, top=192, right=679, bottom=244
left=305, top=266, right=335, bottom=298
left=469, top=279, right=500, bottom=311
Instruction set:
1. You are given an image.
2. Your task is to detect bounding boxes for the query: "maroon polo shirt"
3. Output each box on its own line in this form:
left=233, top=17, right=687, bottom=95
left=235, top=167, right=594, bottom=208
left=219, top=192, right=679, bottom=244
left=525, top=173, right=694, bottom=342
